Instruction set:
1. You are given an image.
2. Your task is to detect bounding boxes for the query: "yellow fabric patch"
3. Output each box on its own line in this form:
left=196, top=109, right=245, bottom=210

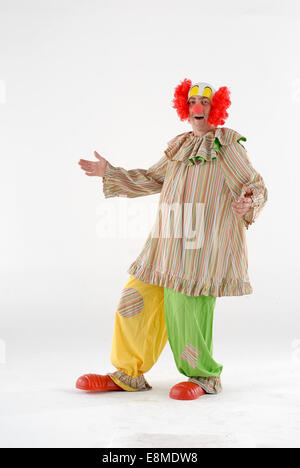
left=189, top=85, right=199, bottom=98
left=203, top=87, right=212, bottom=99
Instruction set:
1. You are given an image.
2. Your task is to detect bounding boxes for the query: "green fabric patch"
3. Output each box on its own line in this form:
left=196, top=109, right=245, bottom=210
left=212, top=137, right=221, bottom=152
left=237, top=136, right=247, bottom=148
left=237, top=136, right=247, bottom=143
left=188, top=155, right=206, bottom=165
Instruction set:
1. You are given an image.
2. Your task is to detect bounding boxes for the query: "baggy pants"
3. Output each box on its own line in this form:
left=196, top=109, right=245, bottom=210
left=107, top=275, right=223, bottom=394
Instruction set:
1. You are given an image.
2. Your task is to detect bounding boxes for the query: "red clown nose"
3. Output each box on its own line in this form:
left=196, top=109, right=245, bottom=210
left=192, top=103, right=203, bottom=114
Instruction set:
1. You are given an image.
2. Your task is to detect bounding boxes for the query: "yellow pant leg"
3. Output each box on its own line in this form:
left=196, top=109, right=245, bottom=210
left=108, top=275, right=167, bottom=391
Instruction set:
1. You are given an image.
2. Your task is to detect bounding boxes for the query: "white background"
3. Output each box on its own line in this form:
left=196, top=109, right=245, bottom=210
left=0, top=0, right=300, bottom=448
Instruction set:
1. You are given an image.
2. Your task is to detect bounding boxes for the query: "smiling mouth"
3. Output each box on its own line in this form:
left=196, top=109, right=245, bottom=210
left=194, top=115, right=204, bottom=120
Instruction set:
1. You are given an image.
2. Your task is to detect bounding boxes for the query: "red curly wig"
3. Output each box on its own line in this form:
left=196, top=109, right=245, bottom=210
left=172, top=78, right=231, bottom=126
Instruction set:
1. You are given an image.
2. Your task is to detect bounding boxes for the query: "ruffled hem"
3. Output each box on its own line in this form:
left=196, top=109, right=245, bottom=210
left=127, top=262, right=253, bottom=297
left=188, top=376, right=222, bottom=394
left=107, top=370, right=152, bottom=392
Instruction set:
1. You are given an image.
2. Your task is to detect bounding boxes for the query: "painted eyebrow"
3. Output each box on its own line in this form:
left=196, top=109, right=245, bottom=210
left=189, top=98, right=208, bottom=102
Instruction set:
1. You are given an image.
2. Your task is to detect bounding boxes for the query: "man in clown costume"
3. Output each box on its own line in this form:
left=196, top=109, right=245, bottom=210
left=76, top=79, right=268, bottom=400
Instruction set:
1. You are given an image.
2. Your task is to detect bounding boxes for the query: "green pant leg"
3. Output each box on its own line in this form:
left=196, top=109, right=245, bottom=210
left=164, top=287, right=223, bottom=394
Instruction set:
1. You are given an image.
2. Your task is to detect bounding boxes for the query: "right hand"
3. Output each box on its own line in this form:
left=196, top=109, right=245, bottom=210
left=78, top=151, right=108, bottom=177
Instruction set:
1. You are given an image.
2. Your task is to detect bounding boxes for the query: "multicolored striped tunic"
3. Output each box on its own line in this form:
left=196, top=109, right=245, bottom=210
left=102, top=127, right=268, bottom=297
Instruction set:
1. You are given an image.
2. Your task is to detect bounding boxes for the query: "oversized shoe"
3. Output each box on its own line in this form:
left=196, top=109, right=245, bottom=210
left=169, top=381, right=206, bottom=400
left=76, top=373, right=124, bottom=392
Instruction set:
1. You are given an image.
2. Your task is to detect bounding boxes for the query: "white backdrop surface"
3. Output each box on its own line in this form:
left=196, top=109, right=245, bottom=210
left=0, top=0, right=299, bottom=448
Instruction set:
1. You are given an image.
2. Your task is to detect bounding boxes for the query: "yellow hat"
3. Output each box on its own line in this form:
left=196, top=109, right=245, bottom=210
left=187, top=82, right=216, bottom=102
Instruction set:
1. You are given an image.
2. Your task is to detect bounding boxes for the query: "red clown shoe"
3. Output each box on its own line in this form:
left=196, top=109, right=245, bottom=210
left=76, top=374, right=124, bottom=392
left=169, top=381, right=206, bottom=400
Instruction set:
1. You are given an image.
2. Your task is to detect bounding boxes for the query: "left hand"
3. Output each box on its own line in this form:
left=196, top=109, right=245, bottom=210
left=232, top=185, right=253, bottom=217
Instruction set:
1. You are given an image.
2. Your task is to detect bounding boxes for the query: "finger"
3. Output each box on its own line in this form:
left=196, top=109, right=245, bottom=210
left=233, top=198, right=245, bottom=204
left=232, top=201, right=248, bottom=208
left=235, top=201, right=251, bottom=208
left=78, top=159, right=92, bottom=164
left=236, top=197, right=245, bottom=204
left=80, top=165, right=92, bottom=172
left=239, top=199, right=252, bottom=207
left=232, top=206, right=246, bottom=214
left=85, top=171, right=96, bottom=176
left=94, top=151, right=102, bottom=160
left=79, top=164, right=91, bottom=171
left=236, top=208, right=249, bottom=215
left=80, top=162, right=95, bottom=170
left=233, top=211, right=245, bottom=217
left=235, top=202, right=250, bottom=209
left=236, top=198, right=251, bottom=205
left=79, top=163, right=93, bottom=170
left=233, top=209, right=244, bottom=215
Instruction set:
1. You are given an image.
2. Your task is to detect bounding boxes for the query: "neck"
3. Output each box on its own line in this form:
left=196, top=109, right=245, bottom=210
left=192, top=124, right=216, bottom=137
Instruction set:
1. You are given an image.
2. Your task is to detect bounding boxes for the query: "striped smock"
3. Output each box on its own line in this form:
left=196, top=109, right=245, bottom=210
left=102, top=127, right=268, bottom=297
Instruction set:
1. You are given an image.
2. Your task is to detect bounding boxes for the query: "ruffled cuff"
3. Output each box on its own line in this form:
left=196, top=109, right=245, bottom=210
left=240, top=183, right=265, bottom=230
left=107, top=370, right=152, bottom=391
left=188, top=376, right=222, bottom=394
left=102, top=161, right=124, bottom=198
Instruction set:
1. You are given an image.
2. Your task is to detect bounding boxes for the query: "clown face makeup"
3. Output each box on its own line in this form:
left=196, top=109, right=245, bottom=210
left=172, top=78, right=231, bottom=126
left=188, top=95, right=215, bottom=136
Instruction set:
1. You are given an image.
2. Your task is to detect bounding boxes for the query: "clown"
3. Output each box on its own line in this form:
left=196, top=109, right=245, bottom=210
left=77, top=79, right=268, bottom=400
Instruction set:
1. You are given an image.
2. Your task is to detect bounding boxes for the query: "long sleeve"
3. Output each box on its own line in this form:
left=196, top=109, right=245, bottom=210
left=102, top=153, right=169, bottom=199
left=218, top=139, right=268, bottom=230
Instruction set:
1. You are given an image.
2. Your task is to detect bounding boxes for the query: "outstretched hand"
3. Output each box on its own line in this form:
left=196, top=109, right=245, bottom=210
left=78, top=151, right=108, bottom=177
left=232, top=185, right=253, bottom=217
